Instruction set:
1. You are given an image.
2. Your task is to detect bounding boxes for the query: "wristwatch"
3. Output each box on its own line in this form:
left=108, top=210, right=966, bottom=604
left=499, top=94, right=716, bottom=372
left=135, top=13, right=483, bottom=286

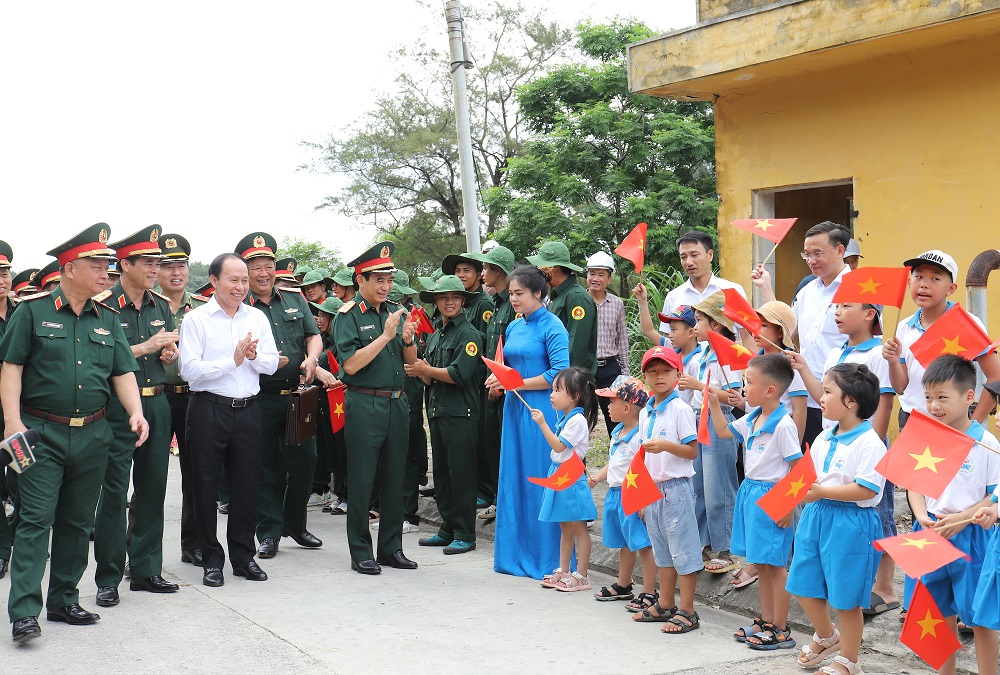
left=403, top=340, right=415, bottom=348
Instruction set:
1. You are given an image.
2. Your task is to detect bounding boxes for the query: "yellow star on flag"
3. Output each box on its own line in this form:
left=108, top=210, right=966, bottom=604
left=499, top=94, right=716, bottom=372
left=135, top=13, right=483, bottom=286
left=940, top=335, right=966, bottom=356
left=624, top=470, right=639, bottom=489
left=857, top=278, right=883, bottom=295
left=732, top=344, right=753, bottom=358
left=334, top=403, right=344, bottom=417
left=554, top=474, right=570, bottom=487
left=916, top=610, right=944, bottom=639
left=909, top=447, right=946, bottom=473
left=637, top=238, right=644, bottom=250
left=754, top=219, right=773, bottom=231
left=900, top=536, right=937, bottom=551
left=785, top=476, right=806, bottom=498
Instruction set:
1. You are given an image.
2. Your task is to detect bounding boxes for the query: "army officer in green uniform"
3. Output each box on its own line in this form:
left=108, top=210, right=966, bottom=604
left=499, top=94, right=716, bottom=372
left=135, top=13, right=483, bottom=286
left=0, top=240, right=18, bottom=580
left=528, top=241, right=597, bottom=381
left=1, top=223, right=148, bottom=643
left=406, top=275, right=483, bottom=554
left=442, top=252, right=494, bottom=334
left=237, top=232, right=323, bottom=558
left=333, top=242, right=418, bottom=574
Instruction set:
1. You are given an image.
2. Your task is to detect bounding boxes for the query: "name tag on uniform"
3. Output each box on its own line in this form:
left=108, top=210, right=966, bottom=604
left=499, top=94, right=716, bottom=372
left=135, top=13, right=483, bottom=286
left=150, top=319, right=165, bottom=327
left=360, top=324, right=376, bottom=331
left=41, top=321, right=63, bottom=329
left=94, top=328, right=111, bottom=336
left=120, top=322, right=129, bottom=328
left=284, top=308, right=299, bottom=314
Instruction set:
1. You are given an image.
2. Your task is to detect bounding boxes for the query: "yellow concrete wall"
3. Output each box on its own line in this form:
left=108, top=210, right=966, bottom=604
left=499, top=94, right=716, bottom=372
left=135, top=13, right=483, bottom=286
left=698, top=0, right=782, bottom=22
left=716, top=27, right=1000, bottom=340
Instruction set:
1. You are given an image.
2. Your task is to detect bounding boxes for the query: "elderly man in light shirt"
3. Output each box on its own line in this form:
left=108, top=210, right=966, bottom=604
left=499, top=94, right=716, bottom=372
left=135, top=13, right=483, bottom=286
left=179, top=253, right=279, bottom=588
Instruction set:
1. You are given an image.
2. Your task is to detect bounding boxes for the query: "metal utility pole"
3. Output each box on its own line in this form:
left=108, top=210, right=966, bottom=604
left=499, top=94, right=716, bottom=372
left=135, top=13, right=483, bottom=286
left=444, top=0, right=481, bottom=253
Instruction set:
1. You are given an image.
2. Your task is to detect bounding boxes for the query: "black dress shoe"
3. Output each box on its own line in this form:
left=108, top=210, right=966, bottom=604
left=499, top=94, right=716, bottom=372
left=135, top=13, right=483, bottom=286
left=217, top=502, right=229, bottom=514
left=46, top=604, right=100, bottom=625
left=130, top=575, right=179, bottom=593
left=0, top=558, right=8, bottom=580
left=203, top=568, right=224, bottom=587
left=257, top=538, right=279, bottom=558
left=181, top=549, right=204, bottom=567
left=282, top=529, right=322, bottom=548
left=12, top=617, right=40, bottom=643
left=375, top=550, right=418, bottom=570
left=232, top=560, right=268, bottom=581
left=350, top=559, right=381, bottom=575
left=95, top=586, right=119, bottom=607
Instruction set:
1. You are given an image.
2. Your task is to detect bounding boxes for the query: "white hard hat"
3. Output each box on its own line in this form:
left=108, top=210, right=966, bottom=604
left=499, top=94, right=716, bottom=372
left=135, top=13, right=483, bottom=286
left=586, top=251, right=615, bottom=271
left=482, top=239, right=500, bottom=253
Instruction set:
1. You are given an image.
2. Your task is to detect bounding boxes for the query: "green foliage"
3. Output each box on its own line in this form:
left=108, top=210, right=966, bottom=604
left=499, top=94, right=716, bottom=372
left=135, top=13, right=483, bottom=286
left=278, top=236, right=343, bottom=275
left=623, top=268, right=686, bottom=375
left=188, top=260, right=209, bottom=294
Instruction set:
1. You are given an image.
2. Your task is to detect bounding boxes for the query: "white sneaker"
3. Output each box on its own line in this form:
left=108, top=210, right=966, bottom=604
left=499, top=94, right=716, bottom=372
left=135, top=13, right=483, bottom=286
left=587, top=520, right=595, bottom=529
left=307, top=492, right=332, bottom=507
left=371, top=520, right=380, bottom=530
left=402, top=521, right=420, bottom=534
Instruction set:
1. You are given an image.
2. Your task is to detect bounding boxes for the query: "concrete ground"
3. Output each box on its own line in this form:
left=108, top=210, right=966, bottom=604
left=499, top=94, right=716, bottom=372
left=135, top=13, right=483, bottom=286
left=0, top=457, right=942, bottom=674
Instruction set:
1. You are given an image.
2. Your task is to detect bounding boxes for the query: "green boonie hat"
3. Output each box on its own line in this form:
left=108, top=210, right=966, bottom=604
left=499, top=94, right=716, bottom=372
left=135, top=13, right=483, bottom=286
left=295, top=265, right=312, bottom=278
left=160, top=233, right=191, bottom=261
left=332, top=268, right=355, bottom=287
left=0, top=240, right=13, bottom=268
left=441, top=252, right=483, bottom=275
left=37, top=259, right=61, bottom=288
left=12, top=268, right=39, bottom=295
left=418, top=267, right=444, bottom=289
left=109, top=224, right=163, bottom=259
left=47, top=222, right=116, bottom=266
left=297, top=269, right=332, bottom=287
left=465, top=246, right=515, bottom=275
left=527, top=241, right=582, bottom=272
left=392, top=270, right=417, bottom=297
left=310, top=296, right=344, bottom=315
left=419, top=274, right=476, bottom=304
left=235, top=232, right=277, bottom=260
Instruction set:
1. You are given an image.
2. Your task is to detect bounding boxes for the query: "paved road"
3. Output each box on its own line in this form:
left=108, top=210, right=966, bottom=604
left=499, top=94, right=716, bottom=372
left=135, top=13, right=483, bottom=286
left=1, top=458, right=936, bottom=674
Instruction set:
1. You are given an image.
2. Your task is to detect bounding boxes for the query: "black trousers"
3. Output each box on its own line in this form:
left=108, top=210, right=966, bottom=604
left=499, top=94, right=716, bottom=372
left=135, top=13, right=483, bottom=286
left=166, top=390, right=198, bottom=551
left=187, top=394, right=262, bottom=569
left=803, top=407, right=825, bottom=449
left=596, top=360, right=622, bottom=438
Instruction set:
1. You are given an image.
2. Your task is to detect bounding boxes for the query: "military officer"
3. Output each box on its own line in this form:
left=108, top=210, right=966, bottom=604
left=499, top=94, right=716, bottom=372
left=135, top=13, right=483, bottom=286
left=93, top=225, right=179, bottom=608
left=333, top=242, right=418, bottom=574
left=441, top=252, right=494, bottom=334
left=11, top=269, right=39, bottom=299
left=36, top=259, right=61, bottom=293
left=236, top=232, right=324, bottom=558
left=274, top=258, right=299, bottom=290
left=0, top=241, right=17, bottom=580
left=528, top=241, right=598, bottom=381
left=155, top=233, right=208, bottom=567
left=0, top=223, right=148, bottom=643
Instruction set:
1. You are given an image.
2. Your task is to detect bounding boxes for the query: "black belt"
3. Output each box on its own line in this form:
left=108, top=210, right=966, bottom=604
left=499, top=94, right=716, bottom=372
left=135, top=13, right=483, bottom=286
left=166, top=384, right=190, bottom=395
left=349, top=386, right=404, bottom=399
left=193, top=391, right=256, bottom=408
left=596, top=357, right=619, bottom=367
left=22, top=406, right=106, bottom=427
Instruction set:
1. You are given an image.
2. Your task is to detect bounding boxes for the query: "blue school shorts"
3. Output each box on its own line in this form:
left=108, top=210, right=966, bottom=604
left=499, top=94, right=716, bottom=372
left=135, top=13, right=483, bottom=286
left=731, top=478, right=795, bottom=567
left=786, top=499, right=882, bottom=610
left=874, top=479, right=897, bottom=538
left=973, top=526, right=1000, bottom=629
left=538, top=461, right=598, bottom=523
left=645, top=477, right=703, bottom=576
left=904, top=517, right=988, bottom=624
left=602, top=486, right=652, bottom=552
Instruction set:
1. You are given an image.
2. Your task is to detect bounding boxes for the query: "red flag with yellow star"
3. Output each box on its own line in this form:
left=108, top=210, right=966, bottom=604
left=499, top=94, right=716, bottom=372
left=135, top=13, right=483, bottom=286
left=900, top=581, right=963, bottom=670
left=621, top=446, right=663, bottom=516
left=614, top=222, right=647, bottom=274
left=327, top=383, right=346, bottom=433
left=705, top=330, right=754, bottom=370
left=831, top=266, right=910, bottom=308
left=482, top=355, right=525, bottom=391
left=731, top=218, right=797, bottom=245
left=756, top=446, right=817, bottom=522
left=697, top=382, right=711, bottom=444
left=721, top=288, right=762, bottom=336
left=909, top=303, right=992, bottom=368
left=528, top=452, right=585, bottom=491
left=410, top=306, right=435, bottom=335
left=874, top=527, right=969, bottom=579
left=326, top=349, right=340, bottom=374
left=874, top=410, right=974, bottom=499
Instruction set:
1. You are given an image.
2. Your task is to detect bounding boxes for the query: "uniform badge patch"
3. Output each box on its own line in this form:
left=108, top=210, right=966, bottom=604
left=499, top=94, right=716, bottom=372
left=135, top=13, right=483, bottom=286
left=571, top=306, right=586, bottom=320
left=482, top=310, right=493, bottom=323
left=465, top=341, right=478, bottom=357
left=94, top=327, right=111, bottom=336
left=150, top=319, right=165, bottom=327
left=253, top=235, right=265, bottom=248
left=284, top=307, right=299, bottom=314
left=150, top=228, right=159, bottom=242
left=164, top=238, right=177, bottom=249
left=380, top=245, right=390, bottom=258
left=98, top=228, right=108, bottom=244
left=41, top=321, right=63, bottom=329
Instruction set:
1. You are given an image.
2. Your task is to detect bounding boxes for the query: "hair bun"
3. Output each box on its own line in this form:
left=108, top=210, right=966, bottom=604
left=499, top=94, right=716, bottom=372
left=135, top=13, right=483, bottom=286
left=857, top=364, right=870, bottom=375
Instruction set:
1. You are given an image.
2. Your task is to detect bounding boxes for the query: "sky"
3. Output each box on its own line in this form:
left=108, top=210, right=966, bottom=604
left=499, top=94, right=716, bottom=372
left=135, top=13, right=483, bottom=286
left=0, top=1, right=696, bottom=269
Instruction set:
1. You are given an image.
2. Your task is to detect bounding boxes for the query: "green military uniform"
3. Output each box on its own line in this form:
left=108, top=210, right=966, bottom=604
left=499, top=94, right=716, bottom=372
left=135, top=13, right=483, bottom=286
left=442, top=253, right=494, bottom=334
left=333, top=242, right=416, bottom=569
left=390, top=271, right=426, bottom=526
left=94, top=226, right=176, bottom=593
left=418, top=277, right=484, bottom=548
left=237, top=232, right=321, bottom=548
left=0, top=223, right=137, bottom=627
left=0, top=240, right=18, bottom=574
left=11, top=269, right=39, bottom=298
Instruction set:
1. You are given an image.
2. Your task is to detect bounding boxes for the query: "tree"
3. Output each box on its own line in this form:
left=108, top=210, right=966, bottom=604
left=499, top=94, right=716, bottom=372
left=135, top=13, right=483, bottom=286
left=302, top=2, right=573, bottom=269
left=278, top=236, right=343, bottom=275
left=483, top=19, right=718, bottom=288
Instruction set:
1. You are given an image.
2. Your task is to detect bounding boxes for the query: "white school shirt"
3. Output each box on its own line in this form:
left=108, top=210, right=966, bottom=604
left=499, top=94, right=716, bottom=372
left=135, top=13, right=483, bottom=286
left=606, top=422, right=643, bottom=488
left=728, top=405, right=803, bottom=483
left=820, top=338, right=894, bottom=430
left=793, top=264, right=851, bottom=409
left=756, top=348, right=808, bottom=408
left=658, top=274, right=747, bottom=333
left=656, top=336, right=703, bottom=409
left=924, top=422, right=1000, bottom=516
left=690, top=345, right=742, bottom=409
left=551, top=408, right=589, bottom=463
left=639, top=391, right=698, bottom=481
left=810, top=420, right=887, bottom=508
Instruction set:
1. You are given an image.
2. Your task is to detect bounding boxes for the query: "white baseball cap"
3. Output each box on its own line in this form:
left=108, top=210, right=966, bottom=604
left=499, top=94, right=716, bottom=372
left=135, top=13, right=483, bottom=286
left=903, top=249, right=958, bottom=280
left=586, top=251, right=615, bottom=271
left=844, top=239, right=863, bottom=258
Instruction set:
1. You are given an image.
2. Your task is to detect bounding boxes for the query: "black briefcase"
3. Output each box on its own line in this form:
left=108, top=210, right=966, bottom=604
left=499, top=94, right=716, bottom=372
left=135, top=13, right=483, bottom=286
left=284, top=385, right=319, bottom=446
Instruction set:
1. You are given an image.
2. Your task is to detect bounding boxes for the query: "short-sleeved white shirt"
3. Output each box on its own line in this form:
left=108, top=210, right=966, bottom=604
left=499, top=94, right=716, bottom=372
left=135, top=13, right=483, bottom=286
left=552, top=408, right=589, bottom=463
left=658, top=274, right=748, bottom=333
left=793, top=265, right=851, bottom=409
left=820, top=338, right=894, bottom=430
left=678, top=343, right=704, bottom=408
left=606, top=422, right=643, bottom=487
left=925, top=422, right=1000, bottom=516
left=781, top=368, right=809, bottom=409
left=729, top=405, right=803, bottom=482
left=639, top=391, right=698, bottom=481
left=690, top=347, right=742, bottom=408
left=811, top=420, right=887, bottom=508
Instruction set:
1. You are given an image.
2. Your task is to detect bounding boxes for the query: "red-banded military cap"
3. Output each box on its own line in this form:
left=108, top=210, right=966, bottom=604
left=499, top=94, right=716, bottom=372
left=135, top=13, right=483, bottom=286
left=275, top=257, right=298, bottom=280
left=37, top=259, right=61, bottom=289
left=110, top=225, right=163, bottom=259
left=0, top=241, right=13, bottom=269
left=195, top=281, right=215, bottom=297
left=160, top=233, right=191, bottom=261
left=235, top=232, right=277, bottom=261
left=348, top=241, right=396, bottom=274
left=12, top=268, right=39, bottom=295
left=46, top=223, right=116, bottom=267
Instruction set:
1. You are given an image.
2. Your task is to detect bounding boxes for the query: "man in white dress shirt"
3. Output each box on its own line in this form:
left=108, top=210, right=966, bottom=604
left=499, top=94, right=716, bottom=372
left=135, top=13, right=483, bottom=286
left=658, top=232, right=748, bottom=333
left=179, top=253, right=279, bottom=587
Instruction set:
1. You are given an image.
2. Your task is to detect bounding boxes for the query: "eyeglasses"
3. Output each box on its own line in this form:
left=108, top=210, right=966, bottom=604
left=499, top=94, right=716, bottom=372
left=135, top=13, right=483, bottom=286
left=800, top=246, right=837, bottom=261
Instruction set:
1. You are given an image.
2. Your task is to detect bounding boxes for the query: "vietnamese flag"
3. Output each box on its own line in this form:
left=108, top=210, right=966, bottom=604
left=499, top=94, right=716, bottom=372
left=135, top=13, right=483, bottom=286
left=494, top=335, right=505, bottom=364
left=731, top=218, right=797, bottom=245
left=705, top=330, right=754, bottom=371
left=832, top=267, right=910, bottom=309
left=410, top=306, right=435, bottom=335
left=756, top=446, right=818, bottom=522
left=327, top=383, right=346, bottom=433
left=621, top=446, right=662, bottom=516
left=874, top=410, right=974, bottom=499
left=697, top=382, right=711, bottom=444
left=528, top=452, right=585, bottom=491
left=909, top=304, right=991, bottom=368
left=901, top=581, right=963, bottom=670
left=721, top=288, right=762, bottom=336
left=481, top=355, right=525, bottom=391
left=874, top=527, right=969, bottom=579
left=614, top=222, right=647, bottom=274
left=326, top=349, right=340, bottom=374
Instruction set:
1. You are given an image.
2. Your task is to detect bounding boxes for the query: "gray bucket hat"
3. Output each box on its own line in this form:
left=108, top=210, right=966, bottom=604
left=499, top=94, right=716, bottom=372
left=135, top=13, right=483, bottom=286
left=419, top=274, right=476, bottom=304
left=527, top=241, right=582, bottom=272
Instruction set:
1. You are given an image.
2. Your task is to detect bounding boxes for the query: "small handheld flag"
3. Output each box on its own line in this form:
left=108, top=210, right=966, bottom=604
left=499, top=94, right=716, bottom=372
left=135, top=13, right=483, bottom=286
left=481, top=356, right=524, bottom=391
left=756, top=446, right=817, bottom=522
left=528, top=453, right=585, bottom=491
left=621, top=446, right=662, bottom=516
left=721, top=289, right=762, bottom=336
left=326, top=349, right=340, bottom=374
left=410, top=306, right=435, bottom=335
left=697, top=382, right=711, bottom=444
left=831, top=267, right=910, bottom=308
left=900, top=581, right=963, bottom=670
left=874, top=528, right=969, bottom=579
left=615, top=222, right=648, bottom=274
left=705, top=330, right=754, bottom=371
left=731, top=218, right=797, bottom=245
left=874, top=410, right=974, bottom=499
left=326, top=384, right=346, bottom=433
left=909, top=303, right=991, bottom=368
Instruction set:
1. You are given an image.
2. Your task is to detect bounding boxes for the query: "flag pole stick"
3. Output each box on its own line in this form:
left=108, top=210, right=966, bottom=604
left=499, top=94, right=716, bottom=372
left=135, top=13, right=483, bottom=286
left=946, top=516, right=997, bottom=528
left=511, top=388, right=533, bottom=412
left=759, top=243, right=779, bottom=268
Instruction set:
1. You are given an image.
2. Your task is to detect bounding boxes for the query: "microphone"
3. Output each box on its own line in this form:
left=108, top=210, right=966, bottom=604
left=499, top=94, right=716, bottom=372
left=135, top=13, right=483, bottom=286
left=2, top=429, right=40, bottom=474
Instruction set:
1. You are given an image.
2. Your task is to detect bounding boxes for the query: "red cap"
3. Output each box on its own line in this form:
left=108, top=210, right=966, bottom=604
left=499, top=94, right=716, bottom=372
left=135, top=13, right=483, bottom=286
left=641, top=346, right=683, bottom=372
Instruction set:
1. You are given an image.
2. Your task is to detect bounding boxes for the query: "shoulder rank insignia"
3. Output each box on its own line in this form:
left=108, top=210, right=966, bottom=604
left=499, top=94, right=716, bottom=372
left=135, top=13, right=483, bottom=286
left=19, top=291, right=50, bottom=302
left=93, top=289, right=112, bottom=303
left=150, top=289, right=170, bottom=303
left=282, top=286, right=303, bottom=294
left=338, top=301, right=355, bottom=314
